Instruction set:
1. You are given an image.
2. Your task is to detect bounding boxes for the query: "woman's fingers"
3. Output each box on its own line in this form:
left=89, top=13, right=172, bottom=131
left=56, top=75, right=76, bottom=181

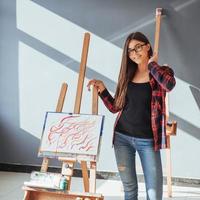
left=87, top=79, right=103, bottom=91
left=87, top=79, right=96, bottom=91
left=87, top=80, right=92, bottom=91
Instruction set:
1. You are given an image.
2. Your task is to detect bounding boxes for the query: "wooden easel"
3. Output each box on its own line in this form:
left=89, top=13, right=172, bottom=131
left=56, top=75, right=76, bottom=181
left=23, top=33, right=104, bottom=200
left=154, top=8, right=177, bottom=198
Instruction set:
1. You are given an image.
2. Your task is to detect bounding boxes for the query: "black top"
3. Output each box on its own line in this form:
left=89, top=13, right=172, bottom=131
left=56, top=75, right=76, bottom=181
left=115, top=81, right=153, bottom=138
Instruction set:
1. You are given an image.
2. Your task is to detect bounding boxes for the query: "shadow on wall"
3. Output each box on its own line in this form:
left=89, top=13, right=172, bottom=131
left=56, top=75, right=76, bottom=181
left=162, top=2, right=200, bottom=87
left=0, top=122, right=42, bottom=164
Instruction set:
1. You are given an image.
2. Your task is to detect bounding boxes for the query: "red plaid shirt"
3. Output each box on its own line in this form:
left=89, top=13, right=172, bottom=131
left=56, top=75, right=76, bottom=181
left=99, top=61, right=176, bottom=151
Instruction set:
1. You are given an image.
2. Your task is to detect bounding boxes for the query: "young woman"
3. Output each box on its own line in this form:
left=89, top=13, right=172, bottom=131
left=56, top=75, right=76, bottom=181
left=87, top=32, right=176, bottom=200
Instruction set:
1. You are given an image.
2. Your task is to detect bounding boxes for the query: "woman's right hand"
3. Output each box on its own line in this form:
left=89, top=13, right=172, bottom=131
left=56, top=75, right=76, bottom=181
left=87, top=79, right=106, bottom=93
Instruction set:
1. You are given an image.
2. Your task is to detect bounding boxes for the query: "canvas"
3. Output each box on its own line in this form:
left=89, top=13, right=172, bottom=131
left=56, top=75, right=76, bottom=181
left=39, top=112, right=104, bottom=159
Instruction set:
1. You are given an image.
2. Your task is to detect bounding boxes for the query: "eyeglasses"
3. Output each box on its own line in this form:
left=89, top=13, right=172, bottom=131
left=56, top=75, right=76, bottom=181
left=127, top=43, right=146, bottom=55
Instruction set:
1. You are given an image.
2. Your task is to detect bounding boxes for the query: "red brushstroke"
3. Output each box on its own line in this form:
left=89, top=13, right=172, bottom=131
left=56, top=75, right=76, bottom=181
left=46, top=115, right=97, bottom=153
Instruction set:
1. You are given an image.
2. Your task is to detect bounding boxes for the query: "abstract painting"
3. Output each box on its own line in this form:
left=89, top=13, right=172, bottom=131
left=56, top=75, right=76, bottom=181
left=39, top=112, right=104, bottom=158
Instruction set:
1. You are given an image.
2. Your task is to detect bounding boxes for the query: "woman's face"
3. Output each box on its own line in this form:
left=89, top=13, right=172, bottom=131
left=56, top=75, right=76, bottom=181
left=127, top=39, right=150, bottom=64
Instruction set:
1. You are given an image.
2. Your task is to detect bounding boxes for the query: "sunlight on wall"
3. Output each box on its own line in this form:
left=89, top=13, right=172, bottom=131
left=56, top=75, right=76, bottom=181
left=16, top=0, right=122, bottom=80
left=16, top=0, right=121, bottom=171
left=18, top=41, right=78, bottom=138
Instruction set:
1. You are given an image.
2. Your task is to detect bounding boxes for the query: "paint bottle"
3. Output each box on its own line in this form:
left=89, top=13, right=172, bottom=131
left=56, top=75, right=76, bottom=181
left=59, top=175, right=67, bottom=190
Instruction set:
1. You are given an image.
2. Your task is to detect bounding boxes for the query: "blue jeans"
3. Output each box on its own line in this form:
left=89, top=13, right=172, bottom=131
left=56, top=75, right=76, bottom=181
left=114, top=131, right=163, bottom=200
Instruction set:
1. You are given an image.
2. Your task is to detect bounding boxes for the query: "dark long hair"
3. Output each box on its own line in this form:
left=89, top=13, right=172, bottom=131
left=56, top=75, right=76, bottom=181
left=114, top=32, right=153, bottom=110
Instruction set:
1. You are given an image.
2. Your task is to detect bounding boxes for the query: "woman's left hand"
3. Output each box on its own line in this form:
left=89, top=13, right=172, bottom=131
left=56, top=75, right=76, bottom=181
left=148, top=52, right=158, bottom=64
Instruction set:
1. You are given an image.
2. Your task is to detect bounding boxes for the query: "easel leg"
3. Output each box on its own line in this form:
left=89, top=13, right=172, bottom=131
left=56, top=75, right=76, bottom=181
left=81, top=161, right=89, bottom=192
left=89, top=161, right=97, bottom=193
left=166, top=135, right=172, bottom=197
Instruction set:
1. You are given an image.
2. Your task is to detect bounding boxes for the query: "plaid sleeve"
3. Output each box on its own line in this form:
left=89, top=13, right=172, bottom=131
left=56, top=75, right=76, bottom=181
left=98, top=88, right=120, bottom=113
left=148, top=61, right=176, bottom=92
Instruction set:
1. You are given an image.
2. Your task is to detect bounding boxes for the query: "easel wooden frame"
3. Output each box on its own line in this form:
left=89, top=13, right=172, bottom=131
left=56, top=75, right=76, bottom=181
left=154, top=8, right=177, bottom=198
left=22, top=33, right=104, bottom=200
